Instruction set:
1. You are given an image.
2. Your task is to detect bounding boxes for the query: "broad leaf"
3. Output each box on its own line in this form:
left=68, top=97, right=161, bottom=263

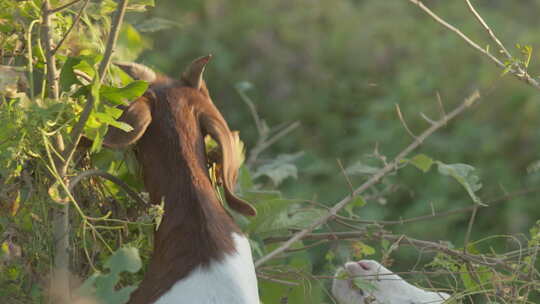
left=436, top=162, right=483, bottom=205
left=76, top=247, right=142, bottom=304
left=100, top=81, right=149, bottom=105
left=253, top=152, right=303, bottom=186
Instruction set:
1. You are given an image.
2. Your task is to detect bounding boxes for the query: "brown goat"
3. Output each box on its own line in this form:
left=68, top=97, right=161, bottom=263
left=103, top=55, right=259, bottom=304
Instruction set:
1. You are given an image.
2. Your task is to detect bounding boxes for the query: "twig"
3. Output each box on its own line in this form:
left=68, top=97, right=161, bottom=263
left=50, top=0, right=84, bottom=14
left=256, top=273, right=300, bottom=286
left=51, top=0, right=90, bottom=56
left=285, top=239, right=328, bottom=252
left=255, top=90, right=481, bottom=268
left=408, top=0, right=540, bottom=90
left=436, top=92, right=446, bottom=123
left=247, top=121, right=300, bottom=166
left=463, top=205, right=478, bottom=254
left=68, top=169, right=147, bottom=206
left=238, top=89, right=265, bottom=136
left=336, top=159, right=355, bottom=195
left=98, top=0, right=128, bottom=79
left=395, top=103, right=417, bottom=139
left=463, top=0, right=512, bottom=60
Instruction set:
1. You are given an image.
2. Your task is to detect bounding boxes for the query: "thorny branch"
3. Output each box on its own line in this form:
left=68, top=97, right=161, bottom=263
left=255, top=90, right=481, bottom=267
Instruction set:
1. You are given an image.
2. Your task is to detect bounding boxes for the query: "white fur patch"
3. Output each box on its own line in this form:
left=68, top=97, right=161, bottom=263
left=154, top=233, right=260, bottom=304
left=333, top=260, right=450, bottom=304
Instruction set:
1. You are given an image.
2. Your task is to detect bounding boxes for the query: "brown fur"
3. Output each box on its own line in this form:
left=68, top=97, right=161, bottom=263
left=103, top=56, right=255, bottom=303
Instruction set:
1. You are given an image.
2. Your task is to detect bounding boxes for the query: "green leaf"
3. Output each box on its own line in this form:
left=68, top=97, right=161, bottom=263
left=253, top=152, right=303, bottom=186
left=246, top=199, right=293, bottom=234
left=459, top=264, right=492, bottom=292
left=100, top=81, right=149, bottom=105
left=76, top=247, right=141, bottom=304
left=351, top=241, right=375, bottom=259
left=59, top=57, right=82, bottom=91
left=116, top=24, right=149, bottom=60
left=352, top=277, right=378, bottom=292
left=436, top=161, right=484, bottom=205
left=104, top=247, right=142, bottom=274
left=238, top=166, right=254, bottom=193
left=94, top=111, right=133, bottom=132
left=73, top=60, right=96, bottom=80
left=344, top=196, right=366, bottom=217
left=408, top=154, right=434, bottom=173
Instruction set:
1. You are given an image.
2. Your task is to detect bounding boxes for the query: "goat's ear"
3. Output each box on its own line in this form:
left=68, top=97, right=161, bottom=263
left=103, top=97, right=152, bottom=149
left=114, top=62, right=157, bottom=83
left=200, top=111, right=257, bottom=216
left=181, top=55, right=212, bottom=90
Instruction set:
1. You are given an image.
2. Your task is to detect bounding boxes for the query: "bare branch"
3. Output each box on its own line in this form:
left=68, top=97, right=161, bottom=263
left=256, top=273, right=300, bottom=287
left=464, top=0, right=512, bottom=60
left=69, top=169, right=147, bottom=206
left=255, top=90, right=481, bottom=268
left=395, top=103, right=417, bottom=139
left=50, top=0, right=84, bottom=14
left=408, top=0, right=540, bottom=90
left=247, top=121, right=300, bottom=167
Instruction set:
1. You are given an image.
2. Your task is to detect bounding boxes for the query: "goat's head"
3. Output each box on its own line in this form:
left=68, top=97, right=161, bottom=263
left=102, top=55, right=256, bottom=217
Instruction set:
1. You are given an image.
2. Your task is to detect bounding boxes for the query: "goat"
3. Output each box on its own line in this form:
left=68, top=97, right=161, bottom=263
left=332, top=260, right=451, bottom=304
left=102, top=55, right=260, bottom=304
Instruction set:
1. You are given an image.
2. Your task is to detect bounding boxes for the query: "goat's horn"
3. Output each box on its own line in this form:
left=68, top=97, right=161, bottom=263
left=114, top=61, right=157, bottom=83
left=182, top=54, right=212, bottom=90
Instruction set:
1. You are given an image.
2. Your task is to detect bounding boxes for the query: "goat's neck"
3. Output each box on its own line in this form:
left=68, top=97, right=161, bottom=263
left=129, top=136, right=242, bottom=303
